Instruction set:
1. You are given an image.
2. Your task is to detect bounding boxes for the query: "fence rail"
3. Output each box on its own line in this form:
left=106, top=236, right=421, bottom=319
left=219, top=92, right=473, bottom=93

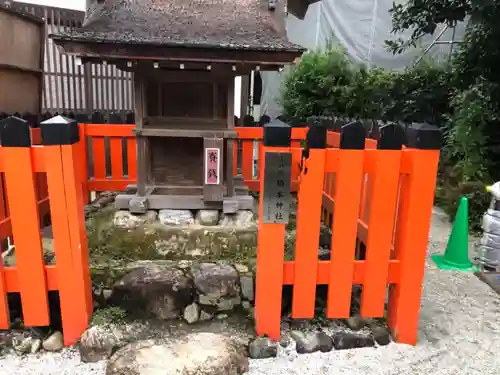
left=81, top=123, right=137, bottom=192
left=234, top=127, right=306, bottom=192
left=80, top=124, right=309, bottom=194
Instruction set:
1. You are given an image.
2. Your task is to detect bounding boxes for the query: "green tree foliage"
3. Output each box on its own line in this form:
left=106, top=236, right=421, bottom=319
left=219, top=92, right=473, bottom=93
left=280, top=45, right=356, bottom=121
left=280, top=44, right=451, bottom=126
left=281, top=0, right=500, bottom=229
left=386, top=0, right=471, bottom=54
left=387, top=0, right=500, bottom=229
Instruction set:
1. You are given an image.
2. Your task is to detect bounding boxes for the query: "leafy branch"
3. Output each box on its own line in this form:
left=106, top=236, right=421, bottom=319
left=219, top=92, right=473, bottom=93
left=385, top=0, right=472, bottom=54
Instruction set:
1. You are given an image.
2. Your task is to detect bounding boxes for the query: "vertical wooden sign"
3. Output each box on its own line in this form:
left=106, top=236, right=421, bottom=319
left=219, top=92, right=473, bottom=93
left=262, top=151, right=292, bottom=224
left=205, top=147, right=221, bottom=185
left=203, top=138, right=224, bottom=202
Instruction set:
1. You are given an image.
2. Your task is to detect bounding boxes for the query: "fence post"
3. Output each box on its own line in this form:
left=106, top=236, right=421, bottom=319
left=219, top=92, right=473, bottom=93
left=41, top=115, right=92, bottom=346
left=0, top=116, right=50, bottom=326
left=78, top=123, right=90, bottom=204
left=292, top=119, right=326, bottom=318
left=255, top=119, right=292, bottom=340
left=360, top=123, right=405, bottom=318
left=387, top=123, right=440, bottom=345
left=326, top=121, right=366, bottom=318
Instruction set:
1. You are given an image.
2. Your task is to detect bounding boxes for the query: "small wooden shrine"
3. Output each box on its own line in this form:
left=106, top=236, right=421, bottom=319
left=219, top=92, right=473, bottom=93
left=52, top=0, right=304, bottom=213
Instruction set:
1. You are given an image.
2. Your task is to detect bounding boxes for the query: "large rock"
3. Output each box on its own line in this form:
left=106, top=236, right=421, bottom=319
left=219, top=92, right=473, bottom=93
left=14, top=337, right=33, bottom=355
left=345, top=315, right=367, bottom=331
left=248, top=337, right=278, bottom=359
left=113, top=211, right=157, bottom=230
left=371, top=325, right=392, bottom=346
left=196, top=210, right=220, bottom=226
left=92, top=192, right=117, bottom=209
left=239, top=276, right=254, bottom=301
left=333, top=332, right=375, bottom=350
left=153, top=226, right=257, bottom=260
left=183, top=303, right=200, bottom=324
left=159, top=209, right=194, bottom=226
left=317, top=331, right=334, bottom=352
left=42, top=331, right=64, bottom=352
left=291, top=331, right=320, bottom=354
left=79, top=323, right=145, bottom=363
left=110, top=265, right=193, bottom=319
left=106, top=333, right=248, bottom=375
left=234, top=211, right=255, bottom=226
left=191, top=263, right=240, bottom=299
left=219, top=211, right=255, bottom=227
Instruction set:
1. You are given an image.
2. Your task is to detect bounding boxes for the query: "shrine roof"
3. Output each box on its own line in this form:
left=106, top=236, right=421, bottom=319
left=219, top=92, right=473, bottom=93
left=50, top=0, right=304, bottom=54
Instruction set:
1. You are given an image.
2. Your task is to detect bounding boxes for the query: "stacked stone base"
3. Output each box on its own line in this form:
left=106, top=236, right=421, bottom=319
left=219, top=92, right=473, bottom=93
left=109, top=209, right=258, bottom=260
left=102, top=261, right=254, bottom=325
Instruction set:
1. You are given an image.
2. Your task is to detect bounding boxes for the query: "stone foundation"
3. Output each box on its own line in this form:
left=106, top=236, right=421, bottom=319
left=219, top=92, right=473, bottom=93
left=107, top=209, right=258, bottom=261
left=83, top=202, right=259, bottom=321
left=97, top=260, right=255, bottom=324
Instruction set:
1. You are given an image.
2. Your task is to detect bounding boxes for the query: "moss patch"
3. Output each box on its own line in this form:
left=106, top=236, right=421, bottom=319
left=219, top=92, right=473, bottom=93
left=91, top=306, right=129, bottom=327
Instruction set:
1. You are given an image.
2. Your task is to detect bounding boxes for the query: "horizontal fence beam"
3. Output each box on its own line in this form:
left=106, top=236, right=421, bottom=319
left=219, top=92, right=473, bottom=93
left=283, top=260, right=400, bottom=285
left=3, top=266, right=58, bottom=292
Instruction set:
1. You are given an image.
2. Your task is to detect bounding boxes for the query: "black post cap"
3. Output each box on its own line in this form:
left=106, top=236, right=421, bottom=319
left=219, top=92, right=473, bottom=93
left=263, top=118, right=291, bottom=147
left=259, top=114, right=271, bottom=127
left=22, top=112, right=38, bottom=127
left=109, top=112, right=123, bottom=124
left=0, top=116, right=31, bottom=147
left=41, top=115, right=80, bottom=146
left=340, top=121, right=366, bottom=149
left=91, top=111, right=104, bottom=124
left=76, top=113, right=90, bottom=123
left=42, top=111, right=52, bottom=121
left=307, top=116, right=335, bottom=130
left=306, top=116, right=327, bottom=149
left=377, top=122, right=406, bottom=150
left=406, top=122, right=441, bottom=150
left=368, top=120, right=382, bottom=140
left=243, top=114, right=255, bottom=127
left=126, top=112, right=135, bottom=124
left=335, top=118, right=348, bottom=132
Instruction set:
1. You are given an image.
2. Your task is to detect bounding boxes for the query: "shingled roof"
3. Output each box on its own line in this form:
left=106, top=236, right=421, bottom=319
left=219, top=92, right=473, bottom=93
left=51, top=0, right=304, bottom=53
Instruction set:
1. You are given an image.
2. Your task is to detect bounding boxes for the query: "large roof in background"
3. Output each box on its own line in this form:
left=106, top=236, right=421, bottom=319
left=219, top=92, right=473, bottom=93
left=51, top=0, right=304, bottom=53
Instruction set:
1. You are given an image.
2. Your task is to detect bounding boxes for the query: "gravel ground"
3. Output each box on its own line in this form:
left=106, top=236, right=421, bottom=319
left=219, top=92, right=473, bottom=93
left=0, top=349, right=105, bottom=374
left=2, top=207, right=499, bottom=375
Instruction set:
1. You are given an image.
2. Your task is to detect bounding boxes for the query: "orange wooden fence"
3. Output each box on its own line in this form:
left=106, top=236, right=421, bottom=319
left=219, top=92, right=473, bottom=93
left=79, top=124, right=308, bottom=193
left=255, top=121, right=440, bottom=345
left=0, top=128, right=51, bottom=254
left=60, top=123, right=383, bottom=197
left=0, top=116, right=92, bottom=346
left=80, top=123, right=137, bottom=192
left=233, top=127, right=307, bottom=192
left=0, top=117, right=438, bottom=347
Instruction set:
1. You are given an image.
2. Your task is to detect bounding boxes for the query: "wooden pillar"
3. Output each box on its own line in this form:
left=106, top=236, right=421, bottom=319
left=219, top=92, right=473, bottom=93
left=134, top=73, right=150, bottom=197
left=240, top=74, right=250, bottom=120
left=83, top=63, right=93, bottom=112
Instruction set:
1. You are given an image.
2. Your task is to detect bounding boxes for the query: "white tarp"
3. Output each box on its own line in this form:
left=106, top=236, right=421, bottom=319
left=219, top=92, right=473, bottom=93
left=261, top=0, right=465, bottom=119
